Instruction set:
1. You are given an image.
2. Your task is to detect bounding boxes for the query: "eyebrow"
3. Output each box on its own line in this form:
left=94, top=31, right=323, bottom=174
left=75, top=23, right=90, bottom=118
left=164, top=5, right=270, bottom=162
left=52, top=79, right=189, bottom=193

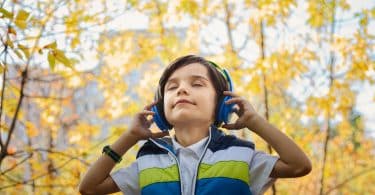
left=166, top=75, right=209, bottom=85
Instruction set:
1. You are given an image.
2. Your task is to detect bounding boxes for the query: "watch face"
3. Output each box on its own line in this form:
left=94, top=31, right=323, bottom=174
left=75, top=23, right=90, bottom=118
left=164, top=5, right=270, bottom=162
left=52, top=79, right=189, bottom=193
left=102, top=145, right=109, bottom=153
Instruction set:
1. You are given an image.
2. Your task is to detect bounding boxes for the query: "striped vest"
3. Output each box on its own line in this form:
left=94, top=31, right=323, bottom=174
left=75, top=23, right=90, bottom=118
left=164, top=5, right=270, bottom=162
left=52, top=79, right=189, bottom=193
left=136, top=126, right=255, bottom=195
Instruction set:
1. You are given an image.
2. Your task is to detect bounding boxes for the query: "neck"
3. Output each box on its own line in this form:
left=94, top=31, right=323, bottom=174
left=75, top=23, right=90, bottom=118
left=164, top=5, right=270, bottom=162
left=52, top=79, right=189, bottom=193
left=173, top=123, right=210, bottom=147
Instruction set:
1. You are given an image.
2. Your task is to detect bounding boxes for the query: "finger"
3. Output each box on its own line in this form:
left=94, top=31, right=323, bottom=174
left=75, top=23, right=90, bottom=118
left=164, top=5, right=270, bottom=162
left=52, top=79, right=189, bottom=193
left=145, top=118, right=154, bottom=126
left=222, top=123, right=241, bottom=130
left=151, top=131, right=169, bottom=139
left=140, top=110, right=155, bottom=116
left=144, top=101, right=158, bottom=110
left=224, top=97, right=243, bottom=105
left=223, top=91, right=239, bottom=97
left=231, top=107, right=240, bottom=115
left=139, top=111, right=155, bottom=123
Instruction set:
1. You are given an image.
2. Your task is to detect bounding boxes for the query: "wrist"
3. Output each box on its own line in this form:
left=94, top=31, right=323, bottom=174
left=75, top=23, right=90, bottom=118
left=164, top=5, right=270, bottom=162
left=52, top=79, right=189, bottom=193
left=110, top=131, right=139, bottom=155
left=246, top=114, right=263, bottom=132
left=124, top=131, right=141, bottom=144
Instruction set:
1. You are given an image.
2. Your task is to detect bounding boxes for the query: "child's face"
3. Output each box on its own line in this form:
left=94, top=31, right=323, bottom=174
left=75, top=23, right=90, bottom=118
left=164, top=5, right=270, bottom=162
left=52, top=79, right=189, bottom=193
left=163, top=63, right=217, bottom=127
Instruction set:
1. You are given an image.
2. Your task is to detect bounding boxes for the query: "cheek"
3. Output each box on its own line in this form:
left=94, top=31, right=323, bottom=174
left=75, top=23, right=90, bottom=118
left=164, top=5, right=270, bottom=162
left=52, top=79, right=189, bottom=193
left=203, top=92, right=217, bottom=115
left=163, top=94, right=172, bottom=112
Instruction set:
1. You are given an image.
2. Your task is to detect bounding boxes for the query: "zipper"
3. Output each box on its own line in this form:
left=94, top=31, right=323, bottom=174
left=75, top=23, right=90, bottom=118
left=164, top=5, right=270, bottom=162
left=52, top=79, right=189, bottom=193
left=149, top=138, right=183, bottom=195
left=191, top=127, right=213, bottom=195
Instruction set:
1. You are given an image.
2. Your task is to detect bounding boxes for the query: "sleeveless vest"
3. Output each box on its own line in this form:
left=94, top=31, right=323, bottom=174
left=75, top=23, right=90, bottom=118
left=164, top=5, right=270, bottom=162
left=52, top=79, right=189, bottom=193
left=136, top=126, right=255, bottom=195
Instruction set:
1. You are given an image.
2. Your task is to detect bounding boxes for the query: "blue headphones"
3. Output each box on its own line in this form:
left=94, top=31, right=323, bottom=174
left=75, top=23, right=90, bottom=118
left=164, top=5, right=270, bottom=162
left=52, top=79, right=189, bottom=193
left=151, top=61, right=234, bottom=131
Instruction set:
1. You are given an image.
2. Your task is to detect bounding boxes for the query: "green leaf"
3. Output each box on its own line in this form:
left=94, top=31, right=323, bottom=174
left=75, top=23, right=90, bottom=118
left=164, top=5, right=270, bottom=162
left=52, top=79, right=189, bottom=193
left=15, top=10, right=30, bottom=29
left=0, top=8, right=13, bottom=19
left=48, top=51, right=56, bottom=70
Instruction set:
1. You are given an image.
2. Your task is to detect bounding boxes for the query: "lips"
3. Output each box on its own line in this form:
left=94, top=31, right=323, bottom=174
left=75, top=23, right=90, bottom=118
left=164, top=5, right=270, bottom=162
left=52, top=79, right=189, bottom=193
left=174, top=99, right=195, bottom=107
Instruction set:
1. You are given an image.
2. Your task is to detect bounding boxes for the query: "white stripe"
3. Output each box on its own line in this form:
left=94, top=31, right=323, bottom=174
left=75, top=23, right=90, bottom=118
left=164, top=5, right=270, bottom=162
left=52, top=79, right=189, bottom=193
left=201, top=146, right=254, bottom=165
left=137, top=153, right=175, bottom=171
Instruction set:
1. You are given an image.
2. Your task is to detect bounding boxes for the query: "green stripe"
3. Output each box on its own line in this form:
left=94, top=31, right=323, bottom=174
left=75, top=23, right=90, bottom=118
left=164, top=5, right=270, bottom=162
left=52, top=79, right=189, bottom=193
left=198, top=161, right=249, bottom=183
left=139, top=165, right=179, bottom=188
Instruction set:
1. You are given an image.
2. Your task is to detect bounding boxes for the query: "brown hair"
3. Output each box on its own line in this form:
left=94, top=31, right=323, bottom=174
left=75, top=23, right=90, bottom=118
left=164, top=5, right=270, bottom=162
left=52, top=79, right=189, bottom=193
left=155, top=54, right=229, bottom=127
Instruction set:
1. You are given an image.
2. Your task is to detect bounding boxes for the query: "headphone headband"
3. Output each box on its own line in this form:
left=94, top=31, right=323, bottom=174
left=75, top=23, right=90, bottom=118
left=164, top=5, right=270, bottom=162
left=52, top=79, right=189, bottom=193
left=208, top=61, right=233, bottom=91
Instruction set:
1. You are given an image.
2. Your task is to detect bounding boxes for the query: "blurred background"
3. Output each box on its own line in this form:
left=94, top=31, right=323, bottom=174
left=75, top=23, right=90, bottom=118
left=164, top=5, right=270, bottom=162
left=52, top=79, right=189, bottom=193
left=0, top=0, right=374, bottom=194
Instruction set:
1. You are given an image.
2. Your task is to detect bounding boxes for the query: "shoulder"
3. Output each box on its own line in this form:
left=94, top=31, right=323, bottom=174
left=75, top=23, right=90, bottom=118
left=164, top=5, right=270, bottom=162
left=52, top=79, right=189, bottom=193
left=209, top=129, right=255, bottom=152
left=136, top=138, right=171, bottom=158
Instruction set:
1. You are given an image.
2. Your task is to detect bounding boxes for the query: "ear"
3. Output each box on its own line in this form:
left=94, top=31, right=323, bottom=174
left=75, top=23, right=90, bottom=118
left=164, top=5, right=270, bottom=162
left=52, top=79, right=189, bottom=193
left=152, top=100, right=172, bottom=131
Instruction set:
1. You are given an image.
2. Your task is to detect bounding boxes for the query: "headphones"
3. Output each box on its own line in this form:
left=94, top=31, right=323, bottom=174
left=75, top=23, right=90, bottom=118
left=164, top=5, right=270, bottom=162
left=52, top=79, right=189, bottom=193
left=151, top=61, right=234, bottom=131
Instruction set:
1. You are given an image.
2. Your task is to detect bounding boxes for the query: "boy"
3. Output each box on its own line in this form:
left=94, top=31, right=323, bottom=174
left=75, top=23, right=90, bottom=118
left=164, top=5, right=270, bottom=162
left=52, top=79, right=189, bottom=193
left=79, top=55, right=312, bottom=195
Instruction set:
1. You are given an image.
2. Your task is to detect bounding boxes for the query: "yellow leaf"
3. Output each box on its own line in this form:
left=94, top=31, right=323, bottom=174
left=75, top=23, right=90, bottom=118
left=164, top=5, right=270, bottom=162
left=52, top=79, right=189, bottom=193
left=178, top=0, right=199, bottom=18
left=25, top=146, right=33, bottom=153
left=6, top=38, right=13, bottom=48
left=27, top=127, right=38, bottom=137
left=16, top=9, right=30, bottom=20
left=43, top=41, right=57, bottom=49
left=15, top=10, right=30, bottom=29
left=54, top=49, right=72, bottom=68
left=18, top=44, right=30, bottom=58
left=0, top=8, right=13, bottom=19
left=48, top=51, right=56, bottom=70
left=71, top=36, right=80, bottom=49
left=14, top=49, right=23, bottom=59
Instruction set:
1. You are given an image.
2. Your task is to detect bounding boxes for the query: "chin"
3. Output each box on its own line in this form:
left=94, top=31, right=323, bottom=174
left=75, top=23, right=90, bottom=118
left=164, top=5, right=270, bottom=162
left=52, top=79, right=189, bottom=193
left=169, top=116, right=210, bottom=126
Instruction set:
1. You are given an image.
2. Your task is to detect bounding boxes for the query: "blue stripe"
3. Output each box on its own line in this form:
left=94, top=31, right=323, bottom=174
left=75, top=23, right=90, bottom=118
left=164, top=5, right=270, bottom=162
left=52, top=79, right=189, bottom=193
left=141, top=181, right=180, bottom=195
left=196, top=177, right=252, bottom=195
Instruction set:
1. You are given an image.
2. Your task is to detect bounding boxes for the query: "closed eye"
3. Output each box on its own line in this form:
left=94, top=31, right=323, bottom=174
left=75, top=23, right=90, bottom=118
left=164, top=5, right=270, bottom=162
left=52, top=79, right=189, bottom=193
left=167, top=86, right=177, bottom=90
left=193, top=83, right=203, bottom=87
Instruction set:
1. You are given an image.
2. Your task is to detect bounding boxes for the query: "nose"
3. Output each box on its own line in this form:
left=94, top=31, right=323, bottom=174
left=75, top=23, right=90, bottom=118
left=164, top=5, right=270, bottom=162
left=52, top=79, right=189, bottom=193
left=177, top=83, right=189, bottom=95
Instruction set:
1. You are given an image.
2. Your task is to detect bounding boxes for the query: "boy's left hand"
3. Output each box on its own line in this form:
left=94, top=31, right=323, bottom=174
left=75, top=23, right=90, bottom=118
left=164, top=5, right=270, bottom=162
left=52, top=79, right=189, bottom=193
left=221, top=91, right=260, bottom=130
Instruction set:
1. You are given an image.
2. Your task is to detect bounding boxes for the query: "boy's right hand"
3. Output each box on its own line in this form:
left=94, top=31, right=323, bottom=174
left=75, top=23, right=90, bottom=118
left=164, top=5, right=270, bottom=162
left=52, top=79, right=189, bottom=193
left=126, top=101, right=169, bottom=142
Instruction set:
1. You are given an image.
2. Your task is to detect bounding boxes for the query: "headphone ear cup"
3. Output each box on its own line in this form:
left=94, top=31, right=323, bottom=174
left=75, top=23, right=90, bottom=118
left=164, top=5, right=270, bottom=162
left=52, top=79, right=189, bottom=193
left=151, top=104, right=172, bottom=131
left=217, top=95, right=234, bottom=124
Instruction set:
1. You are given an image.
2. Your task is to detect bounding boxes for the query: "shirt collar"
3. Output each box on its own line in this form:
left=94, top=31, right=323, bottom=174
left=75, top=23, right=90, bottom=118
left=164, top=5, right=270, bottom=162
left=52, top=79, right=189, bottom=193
left=172, top=135, right=209, bottom=158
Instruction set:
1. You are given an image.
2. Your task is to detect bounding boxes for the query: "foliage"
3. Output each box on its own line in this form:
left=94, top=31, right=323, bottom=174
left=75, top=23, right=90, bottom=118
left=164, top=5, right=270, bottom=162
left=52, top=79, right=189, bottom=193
left=0, top=0, right=374, bottom=194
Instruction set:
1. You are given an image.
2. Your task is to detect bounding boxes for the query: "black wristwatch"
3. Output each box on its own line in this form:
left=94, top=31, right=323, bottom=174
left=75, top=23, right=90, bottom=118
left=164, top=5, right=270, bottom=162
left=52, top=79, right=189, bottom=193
left=102, top=145, right=122, bottom=163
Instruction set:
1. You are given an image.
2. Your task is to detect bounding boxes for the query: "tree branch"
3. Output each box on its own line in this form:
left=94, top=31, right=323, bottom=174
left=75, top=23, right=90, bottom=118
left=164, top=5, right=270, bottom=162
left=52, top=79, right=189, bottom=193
left=223, top=0, right=235, bottom=54
left=23, top=94, right=71, bottom=100
left=324, top=166, right=375, bottom=194
left=0, top=0, right=67, bottom=166
left=0, top=153, right=33, bottom=175
left=319, top=1, right=337, bottom=194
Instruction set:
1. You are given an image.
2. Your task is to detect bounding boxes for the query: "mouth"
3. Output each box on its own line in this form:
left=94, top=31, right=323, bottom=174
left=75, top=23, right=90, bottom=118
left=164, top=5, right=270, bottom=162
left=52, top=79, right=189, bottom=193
left=173, top=99, right=195, bottom=108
